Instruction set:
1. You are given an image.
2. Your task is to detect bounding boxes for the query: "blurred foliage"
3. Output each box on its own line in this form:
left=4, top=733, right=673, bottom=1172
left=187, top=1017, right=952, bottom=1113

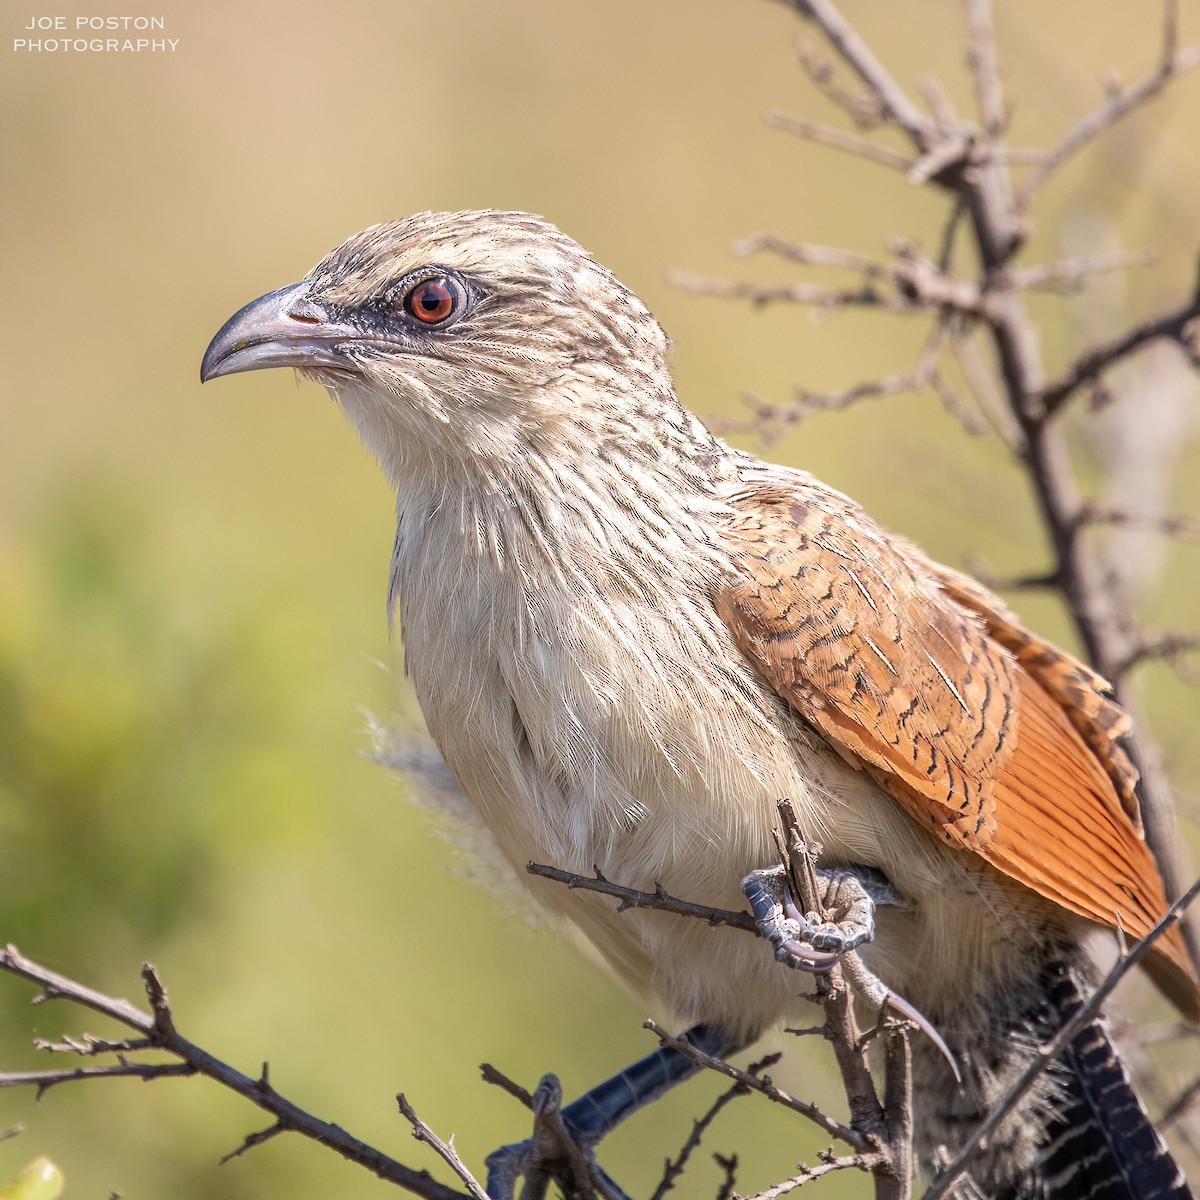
left=1, top=1, right=1198, bottom=1197
left=0, top=1158, right=64, bottom=1200
left=0, top=484, right=278, bottom=958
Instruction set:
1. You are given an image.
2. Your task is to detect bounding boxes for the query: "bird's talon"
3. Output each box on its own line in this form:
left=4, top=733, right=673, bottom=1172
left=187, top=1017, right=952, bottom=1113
left=742, top=864, right=879, bottom=972
left=882, top=989, right=962, bottom=1086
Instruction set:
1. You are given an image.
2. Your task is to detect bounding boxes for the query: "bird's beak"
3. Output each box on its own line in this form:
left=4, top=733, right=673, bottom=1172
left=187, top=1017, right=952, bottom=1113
left=200, top=281, right=358, bottom=383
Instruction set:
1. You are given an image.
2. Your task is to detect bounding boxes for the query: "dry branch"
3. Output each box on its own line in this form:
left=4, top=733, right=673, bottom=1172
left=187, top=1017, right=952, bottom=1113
left=1015, top=5, right=1200, bottom=207
left=648, top=1052, right=781, bottom=1200
left=1038, top=264, right=1200, bottom=417
left=765, top=109, right=913, bottom=170
left=643, top=1021, right=871, bottom=1152
left=0, top=945, right=469, bottom=1200
left=525, top=862, right=759, bottom=933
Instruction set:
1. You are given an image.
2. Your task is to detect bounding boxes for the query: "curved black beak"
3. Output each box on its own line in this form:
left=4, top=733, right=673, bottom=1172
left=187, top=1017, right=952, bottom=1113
left=200, top=281, right=357, bottom=383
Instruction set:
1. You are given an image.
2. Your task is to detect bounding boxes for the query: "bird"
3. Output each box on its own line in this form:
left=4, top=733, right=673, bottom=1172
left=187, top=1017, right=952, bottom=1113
left=201, top=210, right=1198, bottom=1199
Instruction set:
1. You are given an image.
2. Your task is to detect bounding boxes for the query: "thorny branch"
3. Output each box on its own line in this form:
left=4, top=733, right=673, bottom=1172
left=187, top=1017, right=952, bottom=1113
left=2, top=847, right=1194, bottom=1199
left=398, top=1094, right=490, bottom=1200
left=0, top=945, right=470, bottom=1200
left=741, top=1153, right=874, bottom=1200
left=525, top=861, right=759, bottom=933
left=0, top=835, right=915, bottom=1199
left=1015, top=19, right=1200, bottom=207
left=648, top=1052, right=782, bottom=1200
left=643, top=1022, right=870, bottom=1152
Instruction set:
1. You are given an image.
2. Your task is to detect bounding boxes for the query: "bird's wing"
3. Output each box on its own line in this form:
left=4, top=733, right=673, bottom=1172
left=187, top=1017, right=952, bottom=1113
left=715, top=479, right=1199, bottom=1020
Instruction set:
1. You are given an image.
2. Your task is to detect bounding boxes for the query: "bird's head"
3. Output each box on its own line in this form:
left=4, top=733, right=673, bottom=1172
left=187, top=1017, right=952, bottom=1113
left=201, top=211, right=680, bottom=487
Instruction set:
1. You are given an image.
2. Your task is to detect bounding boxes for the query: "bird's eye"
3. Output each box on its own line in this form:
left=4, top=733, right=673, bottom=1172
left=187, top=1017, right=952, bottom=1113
left=403, top=276, right=461, bottom=325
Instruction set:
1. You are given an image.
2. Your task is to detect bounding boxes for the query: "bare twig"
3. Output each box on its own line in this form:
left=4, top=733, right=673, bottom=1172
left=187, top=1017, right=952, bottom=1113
left=670, top=249, right=990, bottom=322
left=0, top=1062, right=196, bottom=1095
left=0, top=945, right=470, bottom=1200
left=776, top=0, right=937, bottom=144
left=220, top=1122, right=285, bottom=1165
left=740, top=1153, right=872, bottom=1200
left=1038, top=267, right=1200, bottom=417
left=949, top=332, right=1023, bottom=448
left=765, top=110, right=913, bottom=171
left=643, top=1021, right=872, bottom=1152
left=479, top=1063, right=534, bottom=1110
left=525, top=862, right=758, bottom=933
left=1077, top=504, right=1200, bottom=542
left=648, top=1053, right=780, bottom=1200
left=753, top=312, right=956, bottom=431
left=1116, top=631, right=1200, bottom=684
left=932, top=372, right=989, bottom=438
left=398, top=1094, right=491, bottom=1200
left=794, top=39, right=887, bottom=127
left=730, top=234, right=889, bottom=276
left=1016, top=2, right=1200, bottom=206
left=908, top=133, right=973, bottom=187
left=964, top=0, right=1007, bottom=135
left=916, top=75, right=961, bottom=135
left=713, top=1152, right=739, bottom=1200
left=665, top=270, right=899, bottom=312
left=33, top=1035, right=154, bottom=1057
left=1010, top=249, right=1157, bottom=294
left=934, top=193, right=967, bottom=273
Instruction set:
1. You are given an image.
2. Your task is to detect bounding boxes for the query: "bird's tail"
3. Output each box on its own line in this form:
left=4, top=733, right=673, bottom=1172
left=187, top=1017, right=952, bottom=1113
left=915, top=958, right=1192, bottom=1199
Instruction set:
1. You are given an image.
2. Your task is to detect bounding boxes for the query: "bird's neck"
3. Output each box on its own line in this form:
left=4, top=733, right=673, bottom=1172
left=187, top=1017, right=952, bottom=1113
left=383, top=395, right=737, bottom=621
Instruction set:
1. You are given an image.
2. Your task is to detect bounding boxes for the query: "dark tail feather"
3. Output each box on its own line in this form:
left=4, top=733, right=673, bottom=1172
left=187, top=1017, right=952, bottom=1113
left=1035, top=964, right=1191, bottom=1200
left=1040, top=1021, right=1190, bottom=1199
left=919, top=956, right=1192, bottom=1199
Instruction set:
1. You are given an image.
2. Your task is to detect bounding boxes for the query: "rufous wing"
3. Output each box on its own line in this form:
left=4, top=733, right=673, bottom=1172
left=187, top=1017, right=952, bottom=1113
left=715, top=480, right=1199, bottom=1021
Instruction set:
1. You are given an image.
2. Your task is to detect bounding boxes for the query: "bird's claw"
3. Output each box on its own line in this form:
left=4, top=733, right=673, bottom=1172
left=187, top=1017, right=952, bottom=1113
left=741, top=862, right=961, bottom=1084
left=484, top=1074, right=630, bottom=1200
left=876, top=983, right=962, bottom=1085
left=741, top=863, right=884, bottom=972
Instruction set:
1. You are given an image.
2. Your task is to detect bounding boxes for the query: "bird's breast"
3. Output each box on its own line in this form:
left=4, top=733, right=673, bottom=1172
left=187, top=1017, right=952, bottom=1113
left=391, top=496, right=918, bottom=896
left=386, top=491, right=1053, bottom=1032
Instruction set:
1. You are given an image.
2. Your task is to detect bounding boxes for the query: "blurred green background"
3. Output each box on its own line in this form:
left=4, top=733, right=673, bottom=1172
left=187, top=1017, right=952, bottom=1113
left=2, top=1, right=1199, bottom=1196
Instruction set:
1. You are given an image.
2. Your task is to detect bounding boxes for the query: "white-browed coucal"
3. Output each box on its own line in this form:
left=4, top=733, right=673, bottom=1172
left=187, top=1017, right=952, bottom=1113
left=202, top=211, right=1198, bottom=1199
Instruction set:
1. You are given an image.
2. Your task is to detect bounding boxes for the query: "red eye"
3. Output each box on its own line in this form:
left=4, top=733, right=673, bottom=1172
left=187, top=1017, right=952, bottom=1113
left=403, top=276, right=459, bottom=325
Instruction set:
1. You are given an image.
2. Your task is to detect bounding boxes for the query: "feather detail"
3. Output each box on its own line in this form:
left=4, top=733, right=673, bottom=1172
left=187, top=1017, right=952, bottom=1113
left=716, top=480, right=1200, bottom=1022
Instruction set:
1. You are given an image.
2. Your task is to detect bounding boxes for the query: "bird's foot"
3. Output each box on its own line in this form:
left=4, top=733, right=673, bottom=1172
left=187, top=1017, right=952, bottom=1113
left=741, top=863, right=903, bottom=971
left=741, top=863, right=961, bottom=1082
left=484, top=1074, right=626, bottom=1200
